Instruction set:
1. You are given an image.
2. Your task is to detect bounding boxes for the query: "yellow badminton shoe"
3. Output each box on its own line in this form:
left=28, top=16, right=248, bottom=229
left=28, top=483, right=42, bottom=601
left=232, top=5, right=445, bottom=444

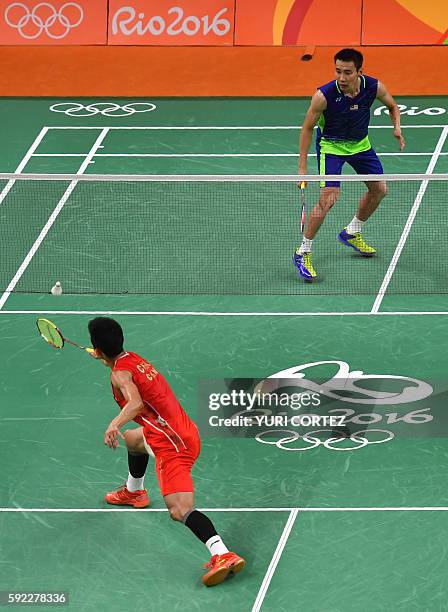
left=338, top=229, right=376, bottom=256
left=292, top=251, right=317, bottom=281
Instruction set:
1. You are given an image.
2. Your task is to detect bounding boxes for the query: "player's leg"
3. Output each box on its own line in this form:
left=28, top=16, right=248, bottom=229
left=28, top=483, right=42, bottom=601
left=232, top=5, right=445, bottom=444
left=305, top=186, right=341, bottom=238
left=124, top=428, right=151, bottom=491
left=339, top=149, right=386, bottom=255
left=165, top=490, right=226, bottom=552
left=305, top=148, right=345, bottom=239
left=293, top=151, right=344, bottom=280
left=104, top=427, right=151, bottom=508
left=357, top=179, right=388, bottom=221
left=160, top=446, right=245, bottom=586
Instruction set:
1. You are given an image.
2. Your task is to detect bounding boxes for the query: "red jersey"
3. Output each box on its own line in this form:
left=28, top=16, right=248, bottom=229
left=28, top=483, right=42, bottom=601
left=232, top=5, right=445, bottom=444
left=111, top=352, right=197, bottom=455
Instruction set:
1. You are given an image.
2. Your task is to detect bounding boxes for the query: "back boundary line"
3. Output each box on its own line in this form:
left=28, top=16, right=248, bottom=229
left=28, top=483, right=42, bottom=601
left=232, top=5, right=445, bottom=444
left=1, top=310, right=448, bottom=316
left=2, top=507, right=448, bottom=512
left=45, top=125, right=448, bottom=130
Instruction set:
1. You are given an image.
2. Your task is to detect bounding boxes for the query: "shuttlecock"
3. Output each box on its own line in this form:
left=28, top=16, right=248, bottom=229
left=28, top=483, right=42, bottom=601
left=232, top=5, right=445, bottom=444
left=51, top=281, right=62, bottom=296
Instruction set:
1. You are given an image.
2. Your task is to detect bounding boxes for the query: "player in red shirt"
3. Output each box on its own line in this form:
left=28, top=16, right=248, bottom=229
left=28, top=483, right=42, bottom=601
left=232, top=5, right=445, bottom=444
left=88, top=317, right=245, bottom=587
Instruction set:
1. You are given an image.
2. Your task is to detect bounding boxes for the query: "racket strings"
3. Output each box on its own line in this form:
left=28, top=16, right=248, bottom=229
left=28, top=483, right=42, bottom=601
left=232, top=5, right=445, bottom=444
left=37, top=319, right=64, bottom=349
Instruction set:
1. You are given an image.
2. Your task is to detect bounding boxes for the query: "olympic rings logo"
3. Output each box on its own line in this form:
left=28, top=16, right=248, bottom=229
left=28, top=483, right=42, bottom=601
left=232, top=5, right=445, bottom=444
left=4, top=3, right=83, bottom=40
left=49, top=102, right=157, bottom=117
left=255, top=428, right=395, bottom=452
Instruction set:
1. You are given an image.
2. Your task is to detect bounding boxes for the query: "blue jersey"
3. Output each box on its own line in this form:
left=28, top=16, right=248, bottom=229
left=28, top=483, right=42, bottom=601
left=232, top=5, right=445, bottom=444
left=316, top=74, right=378, bottom=155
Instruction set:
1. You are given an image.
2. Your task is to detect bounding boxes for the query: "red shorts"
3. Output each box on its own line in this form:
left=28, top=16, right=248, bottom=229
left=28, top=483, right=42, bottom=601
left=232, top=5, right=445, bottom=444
left=144, top=429, right=201, bottom=497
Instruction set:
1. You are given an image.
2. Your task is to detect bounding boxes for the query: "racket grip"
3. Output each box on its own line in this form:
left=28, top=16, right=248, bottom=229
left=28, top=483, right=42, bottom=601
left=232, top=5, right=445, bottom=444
left=86, top=347, right=95, bottom=355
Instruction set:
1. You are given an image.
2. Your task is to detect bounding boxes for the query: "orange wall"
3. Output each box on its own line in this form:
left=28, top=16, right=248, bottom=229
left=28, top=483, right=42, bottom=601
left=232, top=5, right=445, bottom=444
left=1, top=45, right=447, bottom=96
left=362, top=0, right=448, bottom=45
left=235, top=0, right=362, bottom=46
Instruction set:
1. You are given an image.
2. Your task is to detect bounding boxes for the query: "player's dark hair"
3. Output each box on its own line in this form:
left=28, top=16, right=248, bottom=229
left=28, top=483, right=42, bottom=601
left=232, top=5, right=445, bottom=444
left=334, top=48, right=363, bottom=71
left=88, top=317, right=124, bottom=359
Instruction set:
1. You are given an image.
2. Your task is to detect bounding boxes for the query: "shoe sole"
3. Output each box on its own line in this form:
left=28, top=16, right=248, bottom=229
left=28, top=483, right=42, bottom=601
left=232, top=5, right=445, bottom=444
left=292, top=255, right=317, bottom=282
left=229, top=558, right=245, bottom=575
left=132, top=499, right=150, bottom=508
left=338, top=236, right=375, bottom=257
left=104, top=497, right=150, bottom=508
left=203, top=559, right=246, bottom=587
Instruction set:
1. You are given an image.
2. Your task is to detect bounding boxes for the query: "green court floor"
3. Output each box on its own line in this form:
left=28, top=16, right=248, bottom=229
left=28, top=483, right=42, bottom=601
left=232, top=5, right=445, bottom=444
left=1, top=97, right=448, bottom=611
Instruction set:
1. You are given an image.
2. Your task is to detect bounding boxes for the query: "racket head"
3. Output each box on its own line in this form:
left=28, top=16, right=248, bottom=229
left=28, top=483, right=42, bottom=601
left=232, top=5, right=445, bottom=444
left=36, top=318, right=64, bottom=349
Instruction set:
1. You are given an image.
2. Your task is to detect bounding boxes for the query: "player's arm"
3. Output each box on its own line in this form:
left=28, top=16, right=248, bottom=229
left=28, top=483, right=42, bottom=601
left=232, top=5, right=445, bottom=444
left=104, top=370, right=144, bottom=449
left=376, top=82, right=405, bottom=150
left=299, top=90, right=326, bottom=177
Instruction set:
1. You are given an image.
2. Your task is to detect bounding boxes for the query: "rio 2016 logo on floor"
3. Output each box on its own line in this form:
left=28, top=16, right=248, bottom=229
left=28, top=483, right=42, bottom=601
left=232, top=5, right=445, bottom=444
left=49, top=102, right=157, bottom=117
left=4, top=2, right=84, bottom=40
left=253, top=360, right=434, bottom=452
left=374, top=104, right=446, bottom=116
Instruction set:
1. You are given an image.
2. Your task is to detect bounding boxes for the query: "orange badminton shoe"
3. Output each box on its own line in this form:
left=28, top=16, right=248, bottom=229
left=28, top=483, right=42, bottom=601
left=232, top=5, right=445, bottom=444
left=104, top=484, right=150, bottom=508
left=202, top=552, right=245, bottom=587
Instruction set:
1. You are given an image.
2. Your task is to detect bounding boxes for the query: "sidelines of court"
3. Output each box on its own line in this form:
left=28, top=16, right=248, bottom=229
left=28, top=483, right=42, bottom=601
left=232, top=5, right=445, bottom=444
left=0, top=126, right=49, bottom=206
left=371, top=125, right=448, bottom=313
left=0, top=128, right=110, bottom=310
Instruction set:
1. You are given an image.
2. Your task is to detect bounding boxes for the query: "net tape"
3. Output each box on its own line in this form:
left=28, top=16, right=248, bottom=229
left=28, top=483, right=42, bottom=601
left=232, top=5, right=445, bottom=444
left=0, top=172, right=447, bottom=182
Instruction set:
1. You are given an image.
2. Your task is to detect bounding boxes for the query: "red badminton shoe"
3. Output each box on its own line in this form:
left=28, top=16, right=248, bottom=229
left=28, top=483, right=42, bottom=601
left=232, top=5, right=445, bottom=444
left=104, top=484, right=150, bottom=508
left=202, top=552, right=245, bottom=587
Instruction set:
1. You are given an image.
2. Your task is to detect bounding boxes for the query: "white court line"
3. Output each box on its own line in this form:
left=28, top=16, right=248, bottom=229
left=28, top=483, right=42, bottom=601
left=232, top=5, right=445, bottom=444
left=46, top=124, right=448, bottom=130
left=0, top=417, right=80, bottom=421
left=0, top=126, right=48, bottom=206
left=252, top=509, right=298, bottom=612
left=0, top=128, right=110, bottom=311
left=31, top=152, right=447, bottom=158
left=2, top=506, right=448, bottom=512
left=371, top=125, right=448, bottom=314
left=2, top=310, right=448, bottom=316
left=0, top=507, right=290, bottom=513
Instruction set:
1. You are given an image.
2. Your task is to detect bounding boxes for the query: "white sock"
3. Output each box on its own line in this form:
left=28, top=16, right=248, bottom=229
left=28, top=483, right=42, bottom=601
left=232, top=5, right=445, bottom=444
left=346, top=216, right=364, bottom=234
left=298, top=237, right=313, bottom=254
left=205, top=535, right=229, bottom=556
left=126, top=473, right=145, bottom=492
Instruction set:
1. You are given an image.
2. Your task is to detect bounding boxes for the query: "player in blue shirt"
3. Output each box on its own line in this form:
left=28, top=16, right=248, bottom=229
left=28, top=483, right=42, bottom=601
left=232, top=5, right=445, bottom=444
left=293, top=48, right=405, bottom=281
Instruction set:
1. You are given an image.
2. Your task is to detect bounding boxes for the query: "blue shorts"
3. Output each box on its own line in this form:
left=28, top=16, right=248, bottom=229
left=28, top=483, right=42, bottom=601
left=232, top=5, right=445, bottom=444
left=316, top=144, right=384, bottom=188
